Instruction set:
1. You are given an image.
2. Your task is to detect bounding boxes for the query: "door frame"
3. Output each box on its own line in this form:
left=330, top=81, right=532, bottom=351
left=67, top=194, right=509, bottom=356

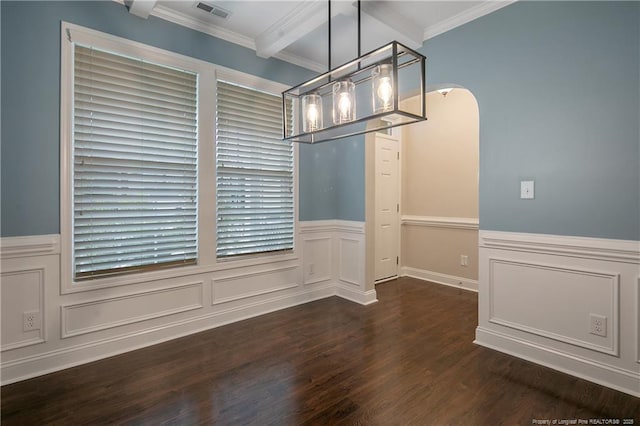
left=369, top=130, right=403, bottom=285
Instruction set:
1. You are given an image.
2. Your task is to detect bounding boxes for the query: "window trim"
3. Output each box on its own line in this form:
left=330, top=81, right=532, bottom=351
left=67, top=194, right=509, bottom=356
left=60, top=22, right=298, bottom=294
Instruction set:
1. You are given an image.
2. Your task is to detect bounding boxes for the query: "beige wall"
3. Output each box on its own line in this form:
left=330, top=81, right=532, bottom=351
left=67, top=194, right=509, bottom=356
left=401, top=89, right=479, bottom=281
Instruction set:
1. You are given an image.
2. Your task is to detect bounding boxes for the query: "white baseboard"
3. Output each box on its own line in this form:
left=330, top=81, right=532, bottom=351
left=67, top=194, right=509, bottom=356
left=1, top=285, right=335, bottom=385
left=475, top=326, right=640, bottom=398
left=335, top=283, right=378, bottom=305
left=401, top=266, right=478, bottom=292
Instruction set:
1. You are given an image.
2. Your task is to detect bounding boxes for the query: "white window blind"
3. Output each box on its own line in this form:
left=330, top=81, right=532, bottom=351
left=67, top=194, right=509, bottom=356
left=73, top=45, right=198, bottom=279
left=216, top=81, right=294, bottom=258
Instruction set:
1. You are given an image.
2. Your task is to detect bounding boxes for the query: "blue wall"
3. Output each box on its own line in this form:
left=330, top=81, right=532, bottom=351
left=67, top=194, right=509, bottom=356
left=298, top=136, right=365, bottom=222
left=420, top=1, right=639, bottom=240
left=311, top=1, right=639, bottom=239
left=2, top=1, right=639, bottom=240
left=0, top=1, right=315, bottom=236
left=305, top=1, right=640, bottom=238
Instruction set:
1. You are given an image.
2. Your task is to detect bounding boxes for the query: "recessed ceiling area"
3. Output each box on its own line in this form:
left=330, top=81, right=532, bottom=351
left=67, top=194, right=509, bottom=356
left=128, top=0, right=515, bottom=72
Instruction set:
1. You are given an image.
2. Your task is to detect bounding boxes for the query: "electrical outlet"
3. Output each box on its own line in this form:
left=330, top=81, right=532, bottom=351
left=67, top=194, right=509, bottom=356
left=23, top=311, right=41, bottom=332
left=460, top=255, right=468, bottom=267
left=589, top=314, right=607, bottom=337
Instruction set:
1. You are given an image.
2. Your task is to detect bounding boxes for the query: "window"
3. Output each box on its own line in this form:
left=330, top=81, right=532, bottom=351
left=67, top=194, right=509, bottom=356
left=215, top=81, right=294, bottom=258
left=72, top=45, right=198, bottom=280
left=61, top=23, right=296, bottom=291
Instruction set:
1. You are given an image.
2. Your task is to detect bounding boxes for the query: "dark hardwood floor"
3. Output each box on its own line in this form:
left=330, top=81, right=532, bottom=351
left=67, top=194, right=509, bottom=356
left=2, top=277, right=638, bottom=425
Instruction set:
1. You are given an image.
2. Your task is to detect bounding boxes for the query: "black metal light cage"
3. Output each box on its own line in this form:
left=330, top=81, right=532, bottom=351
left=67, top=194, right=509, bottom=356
left=282, top=41, right=426, bottom=144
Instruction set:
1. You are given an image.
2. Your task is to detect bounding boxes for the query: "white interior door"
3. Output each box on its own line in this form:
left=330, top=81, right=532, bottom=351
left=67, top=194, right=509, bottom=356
left=374, top=133, right=400, bottom=282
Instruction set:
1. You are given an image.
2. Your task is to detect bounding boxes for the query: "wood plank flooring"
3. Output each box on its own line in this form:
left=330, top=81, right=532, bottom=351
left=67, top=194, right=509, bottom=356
left=2, top=277, right=638, bottom=425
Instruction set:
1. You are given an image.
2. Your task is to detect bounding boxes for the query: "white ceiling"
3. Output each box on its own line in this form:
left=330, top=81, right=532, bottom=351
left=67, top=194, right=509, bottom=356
left=132, top=0, right=515, bottom=72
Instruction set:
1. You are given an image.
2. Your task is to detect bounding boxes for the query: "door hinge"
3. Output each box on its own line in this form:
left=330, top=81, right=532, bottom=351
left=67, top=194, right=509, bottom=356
left=396, top=256, right=399, bottom=265
left=397, top=204, right=399, bottom=213
left=397, top=152, right=400, bottom=160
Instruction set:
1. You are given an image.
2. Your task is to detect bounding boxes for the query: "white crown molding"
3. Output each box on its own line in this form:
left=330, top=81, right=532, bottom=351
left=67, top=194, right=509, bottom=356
left=480, top=230, right=640, bottom=264
left=272, top=51, right=325, bottom=73
left=152, top=5, right=255, bottom=50
left=150, top=5, right=325, bottom=72
left=423, top=1, right=517, bottom=41
left=401, top=215, right=479, bottom=230
left=1, top=235, right=61, bottom=259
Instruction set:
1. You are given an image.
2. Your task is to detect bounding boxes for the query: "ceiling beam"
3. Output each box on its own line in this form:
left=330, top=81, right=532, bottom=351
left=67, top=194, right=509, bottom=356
left=255, top=1, right=354, bottom=60
left=255, top=0, right=327, bottom=59
left=128, top=0, right=158, bottom=19
left=358, top=1, right=423, bottom=49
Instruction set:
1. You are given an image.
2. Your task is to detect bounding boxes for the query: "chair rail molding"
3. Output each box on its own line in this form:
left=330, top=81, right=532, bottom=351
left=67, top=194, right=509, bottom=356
left=401, top=215, right=479, bottom=230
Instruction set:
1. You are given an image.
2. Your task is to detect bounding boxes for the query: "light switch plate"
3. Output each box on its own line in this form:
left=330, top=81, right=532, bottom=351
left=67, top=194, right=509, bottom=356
left=520, top=180, right=534, bottom=199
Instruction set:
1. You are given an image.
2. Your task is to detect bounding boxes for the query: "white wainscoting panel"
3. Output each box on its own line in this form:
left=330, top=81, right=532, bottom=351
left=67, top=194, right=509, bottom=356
left=300, top=220, right=374, bottom=305
left=2, top=222, right=372, bottom=384
left=62, top=282, right=204, bottom=338
left=488, top=259, right=619, bottom=355
left=476, top=230, right=640, bottom=397
left=211, top=266, right=298, bottom=305
left=302, top=237, right=332, bottom=285
left=338, top=238, right=361, bottom=286
left=1, top=267, right=46, bottom=351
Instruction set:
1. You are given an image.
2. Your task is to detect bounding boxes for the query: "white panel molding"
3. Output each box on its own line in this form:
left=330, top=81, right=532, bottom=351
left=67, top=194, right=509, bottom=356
left=488, top=258, right=619, bottom=356
left=475, top=327, right=640, bottom=398
left=401, top=266, right=478, bottom=292
left=480, top=230, right=640, bottom=264
left=1, top=220, right=373, bottom=384
left=299, top=220, right=373, bottom=305
left=211, top=266, right=298, bottom=305
left=423, top=1, right=516, bottom=41
left=338, top=238, right=362, bottom=287
left=335, top=284, right=377, bottom=306
left=61, top=282, right=204, bottom=338
left=1, top=284, right=335, bottom=386
left=478, top=230, right=640, bottom=396
left=0, top=235, right=60, bottom=259
left=302, top=237, right=332, bottom=285
left=401, top=215, right=479, bottom=230
left=1, top=268, right=46, bottom=351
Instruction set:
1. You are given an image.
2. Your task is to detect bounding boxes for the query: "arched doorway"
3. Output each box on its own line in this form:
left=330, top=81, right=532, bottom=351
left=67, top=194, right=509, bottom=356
left=364, top=87, right=480, bottom=293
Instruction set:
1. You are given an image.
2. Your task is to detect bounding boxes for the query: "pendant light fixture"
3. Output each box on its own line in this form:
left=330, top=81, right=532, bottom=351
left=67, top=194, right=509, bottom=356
left=283, top=0, right=426, bottom=144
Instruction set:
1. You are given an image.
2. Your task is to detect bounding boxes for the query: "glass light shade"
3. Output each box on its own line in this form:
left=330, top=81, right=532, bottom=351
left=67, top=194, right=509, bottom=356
left=332, top=79, right=356, bottom=125
left=372, top=63, right=394, bottom=113
left=302, top=94, right=323, bottom=132
left=283, top=41, right=426, bottom=144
